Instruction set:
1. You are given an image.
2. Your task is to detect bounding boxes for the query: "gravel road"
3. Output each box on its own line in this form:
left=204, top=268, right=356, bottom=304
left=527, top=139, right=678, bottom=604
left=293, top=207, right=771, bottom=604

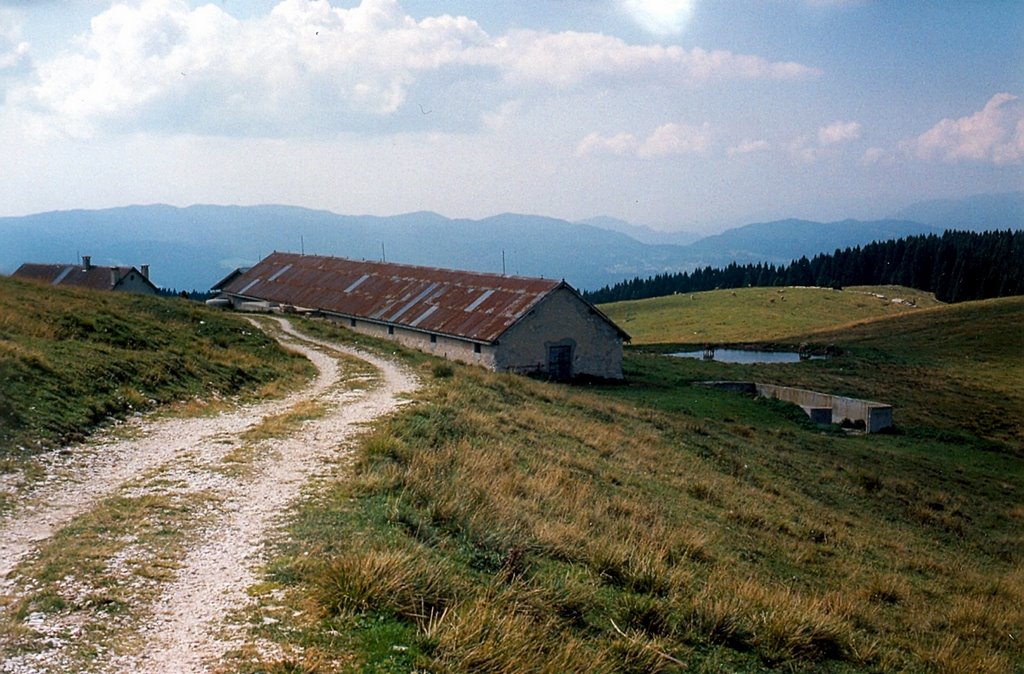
left=0, top=318, right=418, bottom=673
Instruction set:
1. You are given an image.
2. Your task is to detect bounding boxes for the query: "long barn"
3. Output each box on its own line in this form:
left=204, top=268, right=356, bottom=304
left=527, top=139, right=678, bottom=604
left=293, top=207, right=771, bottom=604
left=213, top=252, right=629, bottom=380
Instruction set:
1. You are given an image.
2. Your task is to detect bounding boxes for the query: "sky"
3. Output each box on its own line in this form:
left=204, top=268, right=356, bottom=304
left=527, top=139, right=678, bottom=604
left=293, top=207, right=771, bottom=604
left=0, top=0, right=1021, bottom=234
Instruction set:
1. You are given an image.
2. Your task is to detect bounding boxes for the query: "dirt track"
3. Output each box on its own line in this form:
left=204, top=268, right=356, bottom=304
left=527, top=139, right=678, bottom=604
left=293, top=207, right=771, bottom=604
left=0, top=318, right=418, bottom=673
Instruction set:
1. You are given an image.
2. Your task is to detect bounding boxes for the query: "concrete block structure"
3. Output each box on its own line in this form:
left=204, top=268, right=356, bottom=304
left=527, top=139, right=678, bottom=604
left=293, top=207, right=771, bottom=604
left=212, top=252, right=629, bottom=380
left=701, top=381, right=894, bottom=432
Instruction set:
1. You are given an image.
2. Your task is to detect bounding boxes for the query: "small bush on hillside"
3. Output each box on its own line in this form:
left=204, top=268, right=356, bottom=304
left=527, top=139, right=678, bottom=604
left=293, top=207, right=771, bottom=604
left=431, top=362, right=454, bottom=378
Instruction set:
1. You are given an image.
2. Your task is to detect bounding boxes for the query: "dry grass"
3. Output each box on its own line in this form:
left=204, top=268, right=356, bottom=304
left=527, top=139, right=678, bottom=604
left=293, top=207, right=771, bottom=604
left=225, top=302, right=1023, bottom=673
left=240, top=400, right=327, bottom=443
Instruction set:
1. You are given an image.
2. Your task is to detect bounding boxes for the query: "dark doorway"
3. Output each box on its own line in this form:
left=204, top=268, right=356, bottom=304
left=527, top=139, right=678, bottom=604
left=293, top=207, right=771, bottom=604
left=547, top=344, right=573, bottom=381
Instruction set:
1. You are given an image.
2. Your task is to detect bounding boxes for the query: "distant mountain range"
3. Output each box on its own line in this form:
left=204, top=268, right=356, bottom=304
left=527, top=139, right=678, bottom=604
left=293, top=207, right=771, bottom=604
left=894, top=192, right=1024, bottom=232
left=1, top=192, right=1019, bottom=292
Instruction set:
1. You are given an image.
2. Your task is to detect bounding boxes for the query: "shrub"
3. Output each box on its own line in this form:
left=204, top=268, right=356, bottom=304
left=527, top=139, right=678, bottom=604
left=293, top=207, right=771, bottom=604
left=311, top=547, right=457, bottom=622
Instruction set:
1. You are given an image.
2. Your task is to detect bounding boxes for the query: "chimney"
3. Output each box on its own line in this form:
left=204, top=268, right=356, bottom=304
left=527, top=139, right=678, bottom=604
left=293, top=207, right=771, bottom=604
left=82, top=255, right=92, bottom=269
left=140, top=264, right=150, bottom=280
left=111, top=268, right=122, bottom=285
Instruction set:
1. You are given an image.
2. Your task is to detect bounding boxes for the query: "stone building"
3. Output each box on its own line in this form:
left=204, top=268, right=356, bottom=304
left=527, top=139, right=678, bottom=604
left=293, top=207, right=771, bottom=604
left=12, top=256, right=158, bottom=295
left=212, top=252, right=629, bottom=380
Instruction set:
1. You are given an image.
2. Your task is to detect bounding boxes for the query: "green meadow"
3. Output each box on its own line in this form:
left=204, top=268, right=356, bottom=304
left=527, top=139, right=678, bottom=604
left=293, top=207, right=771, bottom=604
left=601, top=285, right=942, bottom=345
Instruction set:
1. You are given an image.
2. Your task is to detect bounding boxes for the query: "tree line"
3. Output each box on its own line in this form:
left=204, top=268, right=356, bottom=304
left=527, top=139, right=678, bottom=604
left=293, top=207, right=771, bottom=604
left=584, top=229, right=1024, bottom=305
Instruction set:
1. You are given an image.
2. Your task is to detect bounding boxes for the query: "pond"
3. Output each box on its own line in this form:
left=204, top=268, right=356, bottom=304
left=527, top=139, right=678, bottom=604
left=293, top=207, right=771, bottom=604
left=669, top=349, right=825, bottom=364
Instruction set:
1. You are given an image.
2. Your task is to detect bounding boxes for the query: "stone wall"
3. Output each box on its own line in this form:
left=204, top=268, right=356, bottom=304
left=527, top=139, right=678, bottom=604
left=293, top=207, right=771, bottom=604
left=325, top=315, right=498, bottom=369
left=496, top=286, right=624, bottom=379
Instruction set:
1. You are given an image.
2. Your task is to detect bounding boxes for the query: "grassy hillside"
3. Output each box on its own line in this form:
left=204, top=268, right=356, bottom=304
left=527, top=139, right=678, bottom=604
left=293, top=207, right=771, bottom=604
left=0, top=276, right=312, bottom=465
left=602, top=285, right=942, bottom=345
left=234, top=298, right=1023, bottom=674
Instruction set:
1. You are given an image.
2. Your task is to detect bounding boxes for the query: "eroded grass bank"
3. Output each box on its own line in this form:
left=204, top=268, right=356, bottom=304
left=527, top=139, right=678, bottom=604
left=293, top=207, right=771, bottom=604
left=238, top=306, right=1023, bottom=674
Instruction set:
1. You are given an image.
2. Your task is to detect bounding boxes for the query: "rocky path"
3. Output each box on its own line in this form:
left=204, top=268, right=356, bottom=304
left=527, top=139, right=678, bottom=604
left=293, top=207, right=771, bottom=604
left=0, top=318, right=418, bottom=673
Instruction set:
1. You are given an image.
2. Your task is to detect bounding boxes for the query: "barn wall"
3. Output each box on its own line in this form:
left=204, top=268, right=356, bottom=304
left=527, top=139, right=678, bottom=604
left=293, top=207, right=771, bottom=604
left=495, top=286, right=624, bottom=379
left=324, top=315, right=498, bottom=369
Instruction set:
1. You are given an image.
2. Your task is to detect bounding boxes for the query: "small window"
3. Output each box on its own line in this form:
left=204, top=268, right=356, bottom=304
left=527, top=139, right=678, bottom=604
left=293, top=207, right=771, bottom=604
left=350, top=318, right=356, bottom=327
left=388, top=326, right=395, bottom=335
left=474, top=343, right=481, bottom=354
left=430, top=334, right=437, bottom=343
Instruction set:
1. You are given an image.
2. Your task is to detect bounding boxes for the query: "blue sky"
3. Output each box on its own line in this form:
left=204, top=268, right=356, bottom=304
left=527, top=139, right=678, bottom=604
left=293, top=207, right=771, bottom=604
left=0, top=0, right=1021, bottom=232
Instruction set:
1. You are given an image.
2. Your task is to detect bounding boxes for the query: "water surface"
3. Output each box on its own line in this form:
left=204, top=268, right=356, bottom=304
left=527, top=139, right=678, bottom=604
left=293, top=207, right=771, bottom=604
left=669, top=349, right=823, bottom=364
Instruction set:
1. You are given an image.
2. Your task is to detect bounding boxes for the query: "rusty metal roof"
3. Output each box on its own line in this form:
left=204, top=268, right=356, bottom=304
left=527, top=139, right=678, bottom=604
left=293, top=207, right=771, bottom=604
left=12, top=263, right=154, bottom=292
left=220, top=252, right=627, bottom=343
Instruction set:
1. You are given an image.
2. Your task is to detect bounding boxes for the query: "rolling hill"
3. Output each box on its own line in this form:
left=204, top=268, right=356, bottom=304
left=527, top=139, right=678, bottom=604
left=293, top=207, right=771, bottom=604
left=600, top=285, right=942, bottom=345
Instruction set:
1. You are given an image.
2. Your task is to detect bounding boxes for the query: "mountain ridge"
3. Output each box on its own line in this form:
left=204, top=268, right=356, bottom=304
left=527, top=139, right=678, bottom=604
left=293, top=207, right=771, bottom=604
left=2, top=193, right=1019, bottom=292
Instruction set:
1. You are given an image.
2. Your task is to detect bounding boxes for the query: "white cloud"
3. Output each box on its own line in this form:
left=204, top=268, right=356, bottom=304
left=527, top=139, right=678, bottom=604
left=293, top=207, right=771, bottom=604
left=787, top=119, right=862, bottom=162
left=911, top=92, right=1024, bottom=165
left=480, top=99, right=522, bottom=130
left=488, top=32, right=817, bottom=88
left=6, top=0, right=820, bottom=138
left=638, top=122, right=711, bottom=157
left=576, top=131, right=638, bottom=157
left=0, top=12, right=30, bottom=100
left=13, top=0, right=489, bottom=137
left=577, top=122, right=711, bottom=158
left=727, top=138, right=770, bottom=156
left=817, top=120, right=861, bottom=145
left=621, top=0, right=696, bottom=36
left=861, top=146, right=887, bottom=165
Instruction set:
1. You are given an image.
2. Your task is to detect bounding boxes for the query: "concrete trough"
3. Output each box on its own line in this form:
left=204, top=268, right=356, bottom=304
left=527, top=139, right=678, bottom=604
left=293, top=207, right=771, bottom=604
left=700, top=381, right=893, bottom=433
left=801, top=406, right=833, bottom=426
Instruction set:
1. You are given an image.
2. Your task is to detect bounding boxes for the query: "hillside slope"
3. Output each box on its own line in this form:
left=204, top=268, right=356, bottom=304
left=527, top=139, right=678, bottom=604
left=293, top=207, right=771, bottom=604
left=0, top=276, right=312, bottom=463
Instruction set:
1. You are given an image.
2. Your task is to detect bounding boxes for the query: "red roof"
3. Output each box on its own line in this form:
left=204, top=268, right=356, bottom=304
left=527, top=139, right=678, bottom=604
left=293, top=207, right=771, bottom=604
left=13, top=262, right=155, bottom=293
left=220, top=252, right=623, bottom=343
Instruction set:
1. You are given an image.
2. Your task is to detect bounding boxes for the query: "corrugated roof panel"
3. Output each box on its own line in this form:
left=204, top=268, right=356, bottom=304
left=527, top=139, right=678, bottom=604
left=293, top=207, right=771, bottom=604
left=239, top=278, right=261, bottom=295
left=389, top=282, right=439, bottom=322
left=267, top=263, right=293, bottom=282
left=464, top=289, right=495, bottom=312
left=344, top=274, right=370, bottom=293
left=409, top=304, right=439, bottom=328
left=51, top=266, right=74, bottom=285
